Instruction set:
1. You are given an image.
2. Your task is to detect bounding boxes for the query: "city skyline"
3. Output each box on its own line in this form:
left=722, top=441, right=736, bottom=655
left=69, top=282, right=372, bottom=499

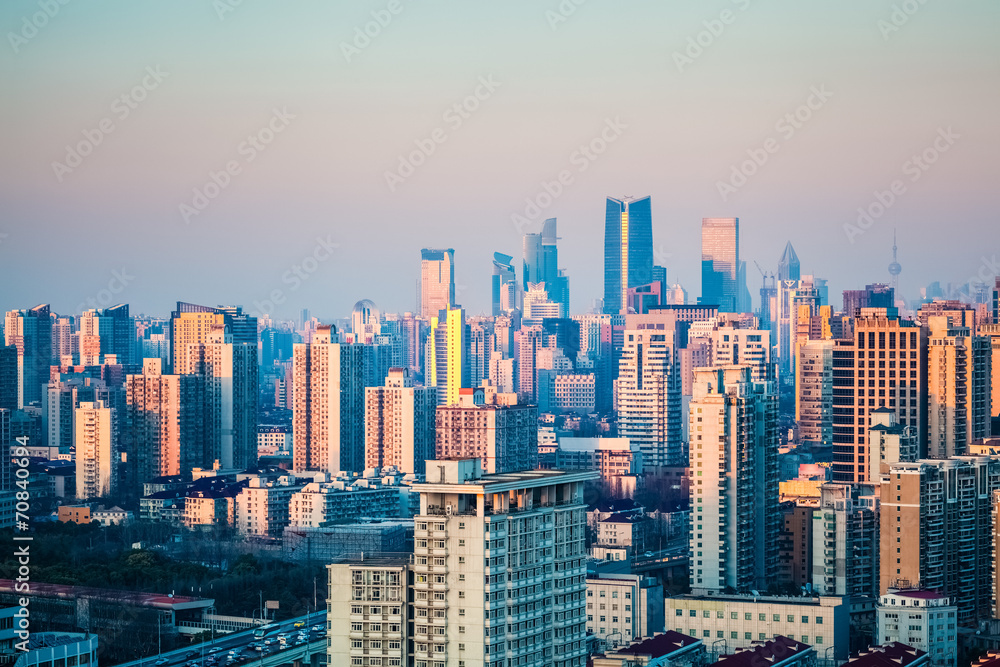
left=2, top=2, right=999, bottom=319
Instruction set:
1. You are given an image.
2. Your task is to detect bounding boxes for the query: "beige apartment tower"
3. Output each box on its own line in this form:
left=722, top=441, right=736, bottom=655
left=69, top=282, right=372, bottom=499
left=74, top=400, right=117, bottom=499
left=365, top=367, right=437, bottom=474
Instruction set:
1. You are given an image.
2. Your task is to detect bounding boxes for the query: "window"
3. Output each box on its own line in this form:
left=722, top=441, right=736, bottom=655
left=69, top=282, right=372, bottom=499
left=773, top=614, right=780, bottom=622
left=816, top=616, right=823, bottom=624
left=690, top=610, right=697, bottom=617
left=745, top=613, right=752, bottom=620
left=759, top=613, right=766, bottom=621
left=731, top=612, right=738, bottom=619
left=675, top=609, right=683, bottom=617
left=816, top=636, right=823, bottom=645
left=802, top=616, right=809, bottom=624
left=351, top=623, right=363, bottom=631
left=704, top=611, right=711, bottom=618
left=717, top=611, right=724, bottom=619
left=787, top=615, right=794, bottom=622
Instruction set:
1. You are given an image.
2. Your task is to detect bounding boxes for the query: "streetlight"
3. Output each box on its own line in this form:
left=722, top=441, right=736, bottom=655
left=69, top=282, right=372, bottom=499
left=823, top=646, right=835, bottom=667
left=711, top=639, right=728, bottom=661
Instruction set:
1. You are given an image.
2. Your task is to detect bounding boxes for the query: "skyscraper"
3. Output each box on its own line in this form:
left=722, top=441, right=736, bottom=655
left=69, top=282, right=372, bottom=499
left=420, top=248, right=455, bottom=319
left=604, top=196, right=653, bottom=314
left=170, top=302, right=256, bottom=373
left=0, top=346, right=17, bottom=412
left=615, top=313, right=683, bottom=468
left=700, top=218, right=749, bottom=313
left=293, top=326, right=391, bottom=473
left=689, top=365, right=779, bottom=594
left=4, top=305, right=52, bottom=408
left=428, top=304, right=468, bottom=406
left=491, top=251, right=517, bottom=316
left=364, top=367, right=436, bottom=474
left=74, top=400, right=117, bottom=499
left=777, top=241, right=800, bottom=281
left=524, top=218, right=569, bottom=315
left=123, top=358, right=206, bottom=491
left=180, top=323, right=259, bottom=470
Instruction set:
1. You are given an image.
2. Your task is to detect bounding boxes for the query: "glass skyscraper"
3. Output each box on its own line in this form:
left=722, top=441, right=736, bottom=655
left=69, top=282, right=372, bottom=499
left=700, top=217, right=750, bottom=313
left=603, top=196, right=653, bottom=314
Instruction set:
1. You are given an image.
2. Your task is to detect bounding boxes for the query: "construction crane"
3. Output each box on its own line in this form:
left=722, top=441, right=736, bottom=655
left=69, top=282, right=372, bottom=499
left=753, top=260, right=775, bottom=289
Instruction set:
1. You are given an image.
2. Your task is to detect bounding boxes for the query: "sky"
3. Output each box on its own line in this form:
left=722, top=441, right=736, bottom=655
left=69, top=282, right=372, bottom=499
left=1, top=1, right=998, bottom=321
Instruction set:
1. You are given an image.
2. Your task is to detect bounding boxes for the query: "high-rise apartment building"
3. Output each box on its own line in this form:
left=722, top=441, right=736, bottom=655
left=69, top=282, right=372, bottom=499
left=876, top=590, right=957, bottom=667
left=74, top=400, right=117, bottom=499
left=180, top=324, right=259, bottom=470
left=365, top=368, right=437, bottom=474
left=811, top=483, right=879, bottom=598
left=420, top=248, right=456, bottom=319
left=867, top=407, right=917, bottom=482
left=327, top=560, right=410, bottom=667
left=700, top=218, right=749, bottom=313
left=0, top=346, right=16, bottom=412
left=923, top=314, right=991, bottom=457
left=293, top=326, right=391, bottom=474
left=435, top=385, right=537, bottom=474
left=604, top=197, right=653, bottom=315
left=688, top=365, right=779, bottom=594
left=123, top=359, right=206, bottom=491
left=410, top=459, right=596, bottom=667
left=170, top=302, right=256, bottom=373
left=615, top=314, right=683, bottom=468
left=4, top=305, right=52, bottom=407
left=79, top=304, right=136, bottom=365
left=797, top=338, right=834, bottom=447
left=880, top=456, right=1000, bottom=625
left=831, top=309, right=927, bottom=484
left=428, top=305, right=468, bottom=406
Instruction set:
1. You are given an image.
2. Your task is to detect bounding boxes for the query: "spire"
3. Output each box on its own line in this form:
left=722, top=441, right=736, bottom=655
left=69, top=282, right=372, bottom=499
left=777, top=241, right=800, bottom=281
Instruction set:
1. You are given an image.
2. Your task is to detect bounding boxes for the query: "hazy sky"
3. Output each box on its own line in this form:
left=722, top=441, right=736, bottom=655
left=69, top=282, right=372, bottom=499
left=2, top=1, right=998, bottom=321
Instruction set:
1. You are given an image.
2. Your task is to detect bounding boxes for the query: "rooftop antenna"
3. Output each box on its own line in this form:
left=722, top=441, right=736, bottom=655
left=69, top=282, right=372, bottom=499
left=888, top=228, right=902, bottom=291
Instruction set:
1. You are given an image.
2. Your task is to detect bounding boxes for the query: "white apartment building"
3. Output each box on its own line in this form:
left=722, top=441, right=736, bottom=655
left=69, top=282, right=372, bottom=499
left=666, top=593, right=850, bottom=659
left=411, top=459, right=597, bottom=667
left=365, top=368, right=437, bottom=474
left=329, top=559, right=410, bottom=667
left=585, top=573, right=664, bottom=650
left=877, top=590, right=957, bottom=667
left=288, top=474, right=415, bottom=528
left=74, top=400, right=117, bottom=499
left=258, top=426, right=292, bottom=455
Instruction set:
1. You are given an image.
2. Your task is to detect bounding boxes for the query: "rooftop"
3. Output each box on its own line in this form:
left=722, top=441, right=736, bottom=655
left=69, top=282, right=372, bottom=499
left=0, top=580, right=213, bottom=610
left=885, top=589, right=947, bottom=600
left=714, top=636, right=811, bottom=666
left=845, top=643, right=926, bottom=666
left=611, top=631, right=701, bottom=658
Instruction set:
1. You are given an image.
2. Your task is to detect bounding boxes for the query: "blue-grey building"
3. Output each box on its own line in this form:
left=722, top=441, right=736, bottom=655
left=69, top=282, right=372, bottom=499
left=603, top=197, right=653, bottom=314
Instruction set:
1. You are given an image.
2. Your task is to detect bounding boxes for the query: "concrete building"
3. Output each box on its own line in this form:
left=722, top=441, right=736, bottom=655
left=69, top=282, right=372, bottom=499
left=428, top=305, right=469, bottom=407
left=616, top=314, right=684, bottom=468
left=288, top=472, right=417, bottom=527
left=409, top=459, right=597, bottom=667
left=591, top=632, right=703, bottom=667
left=867, top=408, right=918, bottom=482
left=179, top=324, right=258, bottom=470
left=832, top=309, right=927, bottom=485
left=797, top=338, right=834, bottom=447
left=4, top=305, right=51, bottom=408
left=420, top=248, right=455, bottom=320
left=540, top=438, right=641, bottom=498
left=596, top=513, right=648, bottom=554
left=880, top=457, right=1000, bottom=625
left=365, top=368, right=437, bottom=474
left=327, top=559, right=410, bottom=667
left=777, top=502, right=814, bottom=592
left=665, top=593, right=849, bottom=659
left=538, top=372, right=596, bottom=415
left=811, top=483, right=879, bottom=599
left=923, top=314, right=992, bottom=458
left=234, top=473, right=305, bottom=537
left=74, top=400, right=117, bottom=499
left=876, top=590, right=956, bottom=667
left=257, top=425, right=292, bottom=455
left=123, top=359, right=205, bottom=491
left=434, top=385, right=537, bottom=474
left=689, top=366, right=778, bottom=595
left=293, top=326, right=391, bottom=474
left=585, top=573, right=665, bottom=650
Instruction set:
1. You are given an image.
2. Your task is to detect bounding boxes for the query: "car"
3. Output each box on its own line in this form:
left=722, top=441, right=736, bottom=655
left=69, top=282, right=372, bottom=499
left=311, top=625, right=322, bottom=632
left=254, top=647, right=264, bottom=652
left=643, top=551, right=654, bottom=558
left=185, top=652, right=198, bottom=660
left=263, top=640, right=272, bottom=646
left=155, top=660, right=169, bottom=667
left=293, top=621, right=305, bottom=629
left=208, top=648, right=221, bottom=655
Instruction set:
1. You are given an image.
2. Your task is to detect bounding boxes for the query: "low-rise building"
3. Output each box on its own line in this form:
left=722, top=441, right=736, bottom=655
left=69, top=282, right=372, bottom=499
left=597, top=513, right=648, bottom=554
left=665, top=592, right=850, bottom=660
left=586, top=573, right=664, bottom=650
left=288, top=469, right=419, bottom=527
left=541, top=437, right=642, bottom=497
left=92, top=506, right=133, bottom=526
left=843, top=643, right=928, bottom=666
left=711, top=636, right=813, bottom=666
left=592, top=631, right=704, bottom=667
left=57, top=505, right=91, bottom=524
left=235, top=473, right=305, bottom=538
left=10, top=631, right=99, bottom=667
left=876, top=590, right=956, bottom=667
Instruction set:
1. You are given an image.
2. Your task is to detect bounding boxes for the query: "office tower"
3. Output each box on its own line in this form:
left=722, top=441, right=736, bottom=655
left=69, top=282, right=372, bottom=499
left=881, top=456, right=1000, bottom=625
left=74, top=400, right=117, bottom=499
left=924, top=314, right=991, bottom=457
left=0, top=346, right=17, bottom=412
left=604, top=196, right=653, bottom=314
left=170, top=302, right=256, bottom=372
left=435, top=385, right=537, bottom=474
left=428, top=305, right=468, bottom=406
left=365, top=368, right=436, bottom=474
left=843, top=284, right=895, bottom=319
left=811, top=483, right=879, bottom=598
left=830, top=309, right=927, bottom=484
left=4, top=305, right=52, bottom=407
left=492, top=251, right=518, bottom=316
left=80, top=304, right=135, bottom=365
left=615, top=314, right=683, bottom=468
left=700, top=218, right=749, bottom=313
left=124, top=359, right=206, bottom=490
left=522, top=218, right=569, bottom=313
left=293, top=326, right=390, bottom=474
left=775, top=276, right=824, bottom=378
left=523, top=283, right=564, bottom=325
left=388, top=312, right=425, bottom=377
left=420, top=248, right=456, bottom=319
left=689, top=365, right=778, bottom=594
left=777, top=241, right=800, bottom=282
left=180, top=324, right=259, bottom=470
left=797, top=339, right=834, bottom=447
left=410, top=460, right=596, bottom=667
